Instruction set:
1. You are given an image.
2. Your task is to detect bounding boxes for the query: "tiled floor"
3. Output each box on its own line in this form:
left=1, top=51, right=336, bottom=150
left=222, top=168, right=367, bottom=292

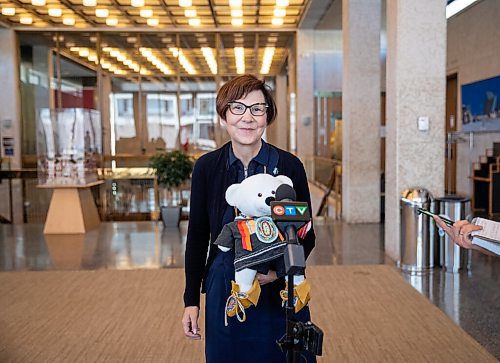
left=0, top=219, right=498, bottom=359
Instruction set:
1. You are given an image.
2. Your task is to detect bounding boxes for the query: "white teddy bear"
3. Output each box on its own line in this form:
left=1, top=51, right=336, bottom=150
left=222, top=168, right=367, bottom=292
left=214, top=173, right=311, bottom=325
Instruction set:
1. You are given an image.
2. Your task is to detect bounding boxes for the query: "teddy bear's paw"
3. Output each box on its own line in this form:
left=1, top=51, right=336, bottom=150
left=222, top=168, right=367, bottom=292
left=280, top=280, right=311, bottom=313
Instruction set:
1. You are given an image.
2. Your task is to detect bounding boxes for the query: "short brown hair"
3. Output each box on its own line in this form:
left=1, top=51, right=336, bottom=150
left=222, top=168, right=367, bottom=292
left=216, top=74, right=277, bottom=125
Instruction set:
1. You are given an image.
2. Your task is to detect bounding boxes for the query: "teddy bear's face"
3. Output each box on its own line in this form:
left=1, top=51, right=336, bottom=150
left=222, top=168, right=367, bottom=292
left=225, top=174, right=293, bottom=218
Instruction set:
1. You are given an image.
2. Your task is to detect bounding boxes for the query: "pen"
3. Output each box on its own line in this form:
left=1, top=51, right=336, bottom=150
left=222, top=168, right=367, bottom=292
left=417, top=208, right=455, bottom=227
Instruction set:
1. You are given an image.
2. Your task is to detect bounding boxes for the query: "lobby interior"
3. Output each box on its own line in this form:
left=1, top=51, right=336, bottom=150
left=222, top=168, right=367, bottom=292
left=0, top=0, right=499, bottom=361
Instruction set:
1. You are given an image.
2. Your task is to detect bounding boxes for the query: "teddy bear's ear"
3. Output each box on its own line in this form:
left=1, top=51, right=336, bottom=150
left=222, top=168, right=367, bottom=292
left=225, top=183, right=241, bottom=206
left=276, top=175, right=293, bottom=187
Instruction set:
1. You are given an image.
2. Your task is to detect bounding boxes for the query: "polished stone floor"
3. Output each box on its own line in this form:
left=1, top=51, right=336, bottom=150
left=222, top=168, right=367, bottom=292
left=0, top=219, right=498, bottom=359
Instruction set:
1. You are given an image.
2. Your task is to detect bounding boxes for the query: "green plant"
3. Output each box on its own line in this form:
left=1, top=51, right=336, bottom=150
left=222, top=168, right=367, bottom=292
left=149, top=150, right=194, bottom=190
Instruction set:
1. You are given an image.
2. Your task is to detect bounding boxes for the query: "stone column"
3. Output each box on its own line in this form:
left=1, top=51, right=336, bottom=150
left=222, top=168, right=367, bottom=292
left=267, top=72, right=288, bottom=150
left=342, top=0, right=382, bottom=223
left=295, top=30, right=315, bottom=161
left=385, top=0, right=446, bottom=260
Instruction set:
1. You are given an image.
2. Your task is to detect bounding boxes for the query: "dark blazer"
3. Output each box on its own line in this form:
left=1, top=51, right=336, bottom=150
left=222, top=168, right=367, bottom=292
left=183, top=141, right=316, bottom=307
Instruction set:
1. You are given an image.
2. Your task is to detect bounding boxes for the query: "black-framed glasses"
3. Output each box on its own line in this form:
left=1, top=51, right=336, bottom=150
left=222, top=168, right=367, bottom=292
left=227, top=102, right=268, bottom=116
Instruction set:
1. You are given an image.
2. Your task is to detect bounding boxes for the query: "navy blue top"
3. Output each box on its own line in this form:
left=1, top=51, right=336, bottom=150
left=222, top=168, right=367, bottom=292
left=183, top=140, right=316, bottom=307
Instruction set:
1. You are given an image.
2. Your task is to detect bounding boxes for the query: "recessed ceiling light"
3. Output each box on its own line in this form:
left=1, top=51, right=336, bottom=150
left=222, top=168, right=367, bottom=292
left=131, top=0, right=144, bottom=7
left=82, top=0, right=96, bottom=6
left=106, top=17, right=118, bottom=26
left=127, top=37, right=137, bottom=43
left=231, top=18, right=243, bottom=26
left=147, top=18, right=159, bottom=26
left=184, top=9, right=196, bottom=17
left=95, top=8, right=109, bottom=17
left=139, top=8, right=153, bottom=18
left=271, top=17, right=283, bottom=25
left=188, top=18, right=201, bottom=26
left=62, top=16, right=75, bottom=25
left=179, top=0, right=192, bottom=7
left=1, top=7, right=16, bottom=16
left=48, top=8, right=62, bottom=17
left=274, top=8, right=286, bottom=17
left=19, top=15, right=33, bottom=24
left=79, top=48, right=90, bottom=57
left=31, top=0, right=45, bottom=6
left=229, top=0, right=242, bottom=7
left=276, top=0, right=289, bottom=6
left=231, top=9, right=243, bottom=17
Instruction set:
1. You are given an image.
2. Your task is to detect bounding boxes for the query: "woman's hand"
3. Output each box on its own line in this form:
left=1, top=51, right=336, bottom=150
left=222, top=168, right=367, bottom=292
left=182, top=306, right=201, bottom=340
left=433, top=216, right=483, bottom=249
left=256, top=270, right=278, bottom=285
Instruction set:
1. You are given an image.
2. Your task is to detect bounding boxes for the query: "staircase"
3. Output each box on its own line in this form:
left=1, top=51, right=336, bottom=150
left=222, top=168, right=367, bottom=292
left=472, top=142, right=500, bottom=216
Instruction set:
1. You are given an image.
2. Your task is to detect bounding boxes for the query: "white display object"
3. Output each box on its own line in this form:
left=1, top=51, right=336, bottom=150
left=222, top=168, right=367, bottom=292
left=37, top=108, right=102, bottom=186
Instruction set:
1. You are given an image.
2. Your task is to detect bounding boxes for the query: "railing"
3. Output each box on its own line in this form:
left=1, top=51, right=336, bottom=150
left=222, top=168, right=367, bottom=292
left=304, top=156, right=342, bottom=219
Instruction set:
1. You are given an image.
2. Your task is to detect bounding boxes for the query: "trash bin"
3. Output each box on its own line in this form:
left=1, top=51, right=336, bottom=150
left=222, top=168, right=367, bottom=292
left=399, top=188, right=434, bottom=273
left=433, top=196, right=471, bottom=273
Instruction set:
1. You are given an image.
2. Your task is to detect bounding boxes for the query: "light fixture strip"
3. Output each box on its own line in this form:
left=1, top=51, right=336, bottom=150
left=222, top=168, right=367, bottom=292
left=260, top=47, right=275, bottom=74
left=201, top=47, right=217, bottom=74
left=234, top=47, right=245, bottom=75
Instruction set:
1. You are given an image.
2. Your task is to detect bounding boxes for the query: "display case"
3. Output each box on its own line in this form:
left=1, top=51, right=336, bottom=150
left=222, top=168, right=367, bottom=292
left=37, top=108, right=101, bottom=186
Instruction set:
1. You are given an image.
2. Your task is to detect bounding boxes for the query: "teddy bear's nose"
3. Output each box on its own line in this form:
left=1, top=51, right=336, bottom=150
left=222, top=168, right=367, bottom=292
left=265, top=196, right=275, bottom=206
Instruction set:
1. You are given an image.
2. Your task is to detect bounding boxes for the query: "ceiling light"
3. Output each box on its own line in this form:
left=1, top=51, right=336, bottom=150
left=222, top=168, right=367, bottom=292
left=82, top=0, right=96, bottom=6
left=139, top=8, right=153, bottom=17
left=126, top=37, right=136, bottom=43
left=88, top=54, right=98, bottom=62
left=62, top=16, right=75, bottom=25
left=260, top=47, right=275, bottom=74
left=184, top=9, right=196, bottom=17
left=95, top=8, right=109, bottom=17
left=274, top=8, right=286, bottom=17
left=106, top=17, right=118, bottom=26
left=201, top=47, right=217, bottom=74
left=231, top=9, right=243, bottom=17
left=31, top=0, right=45, bottom=5
left=102, top=47, right=112, bottom=52
left=271, top=17, right=283, bottom=25
left=179, top=0, right=192, bottom=7
left=48, top=8, right=62, bottom=17
left=229, top=0, right=242, bottom=7
left=110, top=50, right=120, bottom=57
left=1, top=7, right=16, bottom=16
left=446, top=0, right=479, bottom=18
left=147, top=18, right=159, bottom=26
left=234, top=47, right=245, bottom=74
left=19, top=16, right=33, bottom=24
left=276, top=0, right=289, bottom=6
left=70, top=47, right=80, bottom=52
left=101, top=62, right=111, bottom=69
left=231, top=18, right=243, bottom=26
left=188, top=18, right=200, bottom=26
left=78, top=48, right=90, bottom=57
left=131, top=0, right=144, bottom=7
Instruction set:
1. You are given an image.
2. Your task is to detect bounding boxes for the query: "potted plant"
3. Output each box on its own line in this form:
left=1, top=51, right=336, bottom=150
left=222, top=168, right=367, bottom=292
left=149, top=150, right=194, bottom=227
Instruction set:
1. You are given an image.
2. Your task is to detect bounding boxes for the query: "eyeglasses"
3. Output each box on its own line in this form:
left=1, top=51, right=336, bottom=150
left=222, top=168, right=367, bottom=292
left=227, top=102, right=268, bottom=116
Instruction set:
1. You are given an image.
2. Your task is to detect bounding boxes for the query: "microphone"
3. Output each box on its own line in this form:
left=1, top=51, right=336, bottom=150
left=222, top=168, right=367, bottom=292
left=271, top=184, right=310, bottom=274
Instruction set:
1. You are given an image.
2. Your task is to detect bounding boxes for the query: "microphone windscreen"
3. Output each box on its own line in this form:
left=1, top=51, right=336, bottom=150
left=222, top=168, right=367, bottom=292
left=276, top=184, right=296, bottom=201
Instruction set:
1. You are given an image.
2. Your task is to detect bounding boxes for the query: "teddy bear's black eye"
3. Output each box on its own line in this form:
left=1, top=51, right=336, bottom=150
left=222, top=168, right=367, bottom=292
left=258, top=193, right=262, bottom=197
left=272, top=191, right=275, bottom=195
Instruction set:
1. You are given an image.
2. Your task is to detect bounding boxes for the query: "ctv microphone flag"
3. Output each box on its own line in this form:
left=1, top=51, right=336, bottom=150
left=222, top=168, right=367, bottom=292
left=271, top=201, right=310, bottom=222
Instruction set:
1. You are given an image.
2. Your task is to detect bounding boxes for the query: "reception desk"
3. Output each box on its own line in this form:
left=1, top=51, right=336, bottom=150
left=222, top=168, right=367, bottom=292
left=39, top=181, right=103, bottom=234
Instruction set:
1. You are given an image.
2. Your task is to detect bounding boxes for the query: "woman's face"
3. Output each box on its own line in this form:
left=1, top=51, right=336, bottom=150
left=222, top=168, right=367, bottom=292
left=221, top=89, right=267, bottom=149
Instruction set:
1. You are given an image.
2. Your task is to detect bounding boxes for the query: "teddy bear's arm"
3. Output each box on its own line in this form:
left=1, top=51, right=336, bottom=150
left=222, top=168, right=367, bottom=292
left=213, top=222, right=235, bottom=250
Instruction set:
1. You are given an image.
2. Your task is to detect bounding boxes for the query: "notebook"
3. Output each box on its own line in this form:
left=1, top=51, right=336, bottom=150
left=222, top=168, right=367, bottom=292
left=470, top=217, right=500, bottom=255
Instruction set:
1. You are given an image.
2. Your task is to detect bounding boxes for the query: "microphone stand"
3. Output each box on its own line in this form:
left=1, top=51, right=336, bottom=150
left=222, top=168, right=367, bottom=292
left=283, top=224, right=305, bottom=363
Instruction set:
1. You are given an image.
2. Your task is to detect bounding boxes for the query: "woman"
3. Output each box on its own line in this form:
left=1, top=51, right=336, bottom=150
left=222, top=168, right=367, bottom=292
left=181, top=75, right=316, bottom=362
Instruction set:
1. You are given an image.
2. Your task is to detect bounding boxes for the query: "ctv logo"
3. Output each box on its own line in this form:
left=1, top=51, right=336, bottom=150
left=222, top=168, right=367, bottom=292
left=272, top=205, right=308, bottom=216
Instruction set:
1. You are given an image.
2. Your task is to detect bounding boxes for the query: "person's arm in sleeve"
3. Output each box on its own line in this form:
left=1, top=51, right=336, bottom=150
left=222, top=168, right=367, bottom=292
left=182, top=160, right=210, bottom=339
